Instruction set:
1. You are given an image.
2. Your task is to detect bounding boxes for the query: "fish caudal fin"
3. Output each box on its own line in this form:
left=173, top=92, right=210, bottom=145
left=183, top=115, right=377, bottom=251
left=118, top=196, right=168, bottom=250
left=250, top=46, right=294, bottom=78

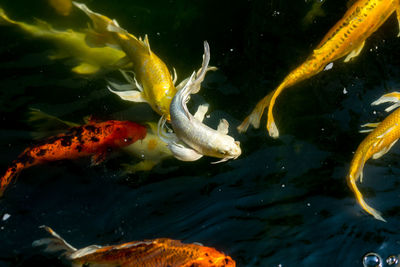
left=237, top=89, right=275, bottom=133
left=33, top=226, right=77, bottom=257
left=0, top=163, right=23, bottom=197
left=371, top=91, right=400, bottom=112
left=347, top=176, right=386, bottom=222
left=0, top=8, right=16, bottom=25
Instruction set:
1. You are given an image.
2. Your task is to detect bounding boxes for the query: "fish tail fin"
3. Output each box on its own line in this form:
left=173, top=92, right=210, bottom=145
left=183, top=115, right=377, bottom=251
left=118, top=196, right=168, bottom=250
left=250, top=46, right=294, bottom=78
left=347, top=146, right=386, bottom=221
left=237, top=88, right=276, bottom=133
left=0, top=7, right=16, bottom=25
left=32, top=225, right=77, bottom=257
left=347, top=175, right=386, bottom=222
left=0, top=162, right=24, bottom=197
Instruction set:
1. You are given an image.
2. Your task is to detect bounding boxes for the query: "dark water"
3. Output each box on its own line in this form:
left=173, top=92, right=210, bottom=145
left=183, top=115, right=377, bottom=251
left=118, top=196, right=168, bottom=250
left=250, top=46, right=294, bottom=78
left=1, top=0, right=400, bottom=266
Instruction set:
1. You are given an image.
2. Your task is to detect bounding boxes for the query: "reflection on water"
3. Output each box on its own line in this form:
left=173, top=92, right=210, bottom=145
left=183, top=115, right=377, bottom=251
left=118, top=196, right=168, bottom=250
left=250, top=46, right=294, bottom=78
left=0, top=0, right=400, bottom=266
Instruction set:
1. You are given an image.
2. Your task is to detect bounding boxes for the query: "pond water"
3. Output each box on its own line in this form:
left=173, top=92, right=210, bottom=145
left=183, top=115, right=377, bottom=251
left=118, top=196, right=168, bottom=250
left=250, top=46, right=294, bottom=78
left=1, top=0, right=400, bottom=266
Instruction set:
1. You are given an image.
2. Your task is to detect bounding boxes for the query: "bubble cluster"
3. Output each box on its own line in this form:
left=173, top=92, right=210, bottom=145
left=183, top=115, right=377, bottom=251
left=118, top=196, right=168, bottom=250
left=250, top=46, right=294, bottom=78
left=386, top=255, right=399, bottom=266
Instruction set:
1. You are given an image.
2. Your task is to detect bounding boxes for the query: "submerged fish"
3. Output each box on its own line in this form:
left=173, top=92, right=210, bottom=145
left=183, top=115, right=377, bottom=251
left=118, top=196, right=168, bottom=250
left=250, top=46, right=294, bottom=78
left=33, top=225, right=236, bottom=267
left=48, top=0, right=73, bottom=16
left=0, top=7, right=126, bottom=74
left=238, top=0, right=400, bottom=138
left=159, top=42, right=241, bottom=162
left=73, top=2, right=188, bottom=120
left=302, top=0, right=326, bottom=28
left=347, top=92, right=400, bottom=222
left=0, top=120, right=146, bottom=197
left=26, top=108, right=172, bottom=173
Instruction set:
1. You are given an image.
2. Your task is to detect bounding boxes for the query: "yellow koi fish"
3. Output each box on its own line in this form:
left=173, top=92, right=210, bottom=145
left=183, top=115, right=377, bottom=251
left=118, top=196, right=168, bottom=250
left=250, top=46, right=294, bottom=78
left=27, top=109, right=172, bottom=173
left=238, top=0, right=400, bottom=138
left=0, top=7, right=126, bottom=74
left=48, top=0, right=73, bottom=16
left=73, top=2, right=184, bottom=120
left=347, top=91, right=400, bottom=222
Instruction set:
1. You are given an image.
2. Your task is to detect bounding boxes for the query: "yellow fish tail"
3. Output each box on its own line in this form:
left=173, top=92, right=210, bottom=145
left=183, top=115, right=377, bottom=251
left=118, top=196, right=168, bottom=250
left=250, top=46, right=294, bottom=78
left=347, top=175, right=385, bottom=222
left=237, top=89, right=275, bottom=133
left=0, top=8, right=16, bottom=25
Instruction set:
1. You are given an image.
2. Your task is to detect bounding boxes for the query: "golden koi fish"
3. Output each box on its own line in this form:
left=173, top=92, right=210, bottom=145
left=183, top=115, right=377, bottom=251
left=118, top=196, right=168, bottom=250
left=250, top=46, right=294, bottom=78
left=73, top=2, right=185, bottom=120
left=0, top=7, right=126, bottom=74
left=33, top=225, right=236, bottom=267
left=238, top=0, right=400, bottom=138
left=347, top=91, right=400, bottom=222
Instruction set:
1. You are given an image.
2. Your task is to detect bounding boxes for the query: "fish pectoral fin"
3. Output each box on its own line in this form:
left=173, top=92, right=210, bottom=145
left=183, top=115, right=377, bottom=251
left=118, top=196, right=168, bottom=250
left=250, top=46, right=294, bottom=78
left=193, top=104, right=209, bottom=122
left=344, top=41, right=365, bottom=63
left=172, top=67, right=178, bottom=85
left=372, top=140, right=398, bottom=159
left=359, top=122, right=380, bottom=133
left=372, top=91, right=400, bottom=112
left=217, top=118, right=230, bottom=134
left=168, top=142, right=203, bottom=162
left=91, top=152, right=107, bottom=166
left=107, top=85, right=147, bottom=103
left=72, top=63, right=100, bottom=75
left=108, top=80, right=137, bottom=91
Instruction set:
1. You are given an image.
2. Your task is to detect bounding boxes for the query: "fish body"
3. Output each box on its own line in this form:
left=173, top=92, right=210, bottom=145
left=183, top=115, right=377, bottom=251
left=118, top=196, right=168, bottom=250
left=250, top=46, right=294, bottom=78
left=238, top=0, right=400, bottom=138
left=0, top=120, right=146, bottom=196
left=33, top=225, right=236, bottom=267
left=73, top=2, right=177, bottom=120
left=347, top=92, right=400, bottom=221
left=48, top=0, right=73, bottom=16
left=159, top=42, right=241, bottom=162
left=0, top=8, right=126, bottom=74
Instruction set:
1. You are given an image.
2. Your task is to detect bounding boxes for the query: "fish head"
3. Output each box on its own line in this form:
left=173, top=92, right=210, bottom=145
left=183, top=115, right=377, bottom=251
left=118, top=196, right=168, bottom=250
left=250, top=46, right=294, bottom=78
left=194, top=246, right=236, bottom=267
left=110, top=121, right=147, bottom=147
left=214, top=137, right=241, bottom=161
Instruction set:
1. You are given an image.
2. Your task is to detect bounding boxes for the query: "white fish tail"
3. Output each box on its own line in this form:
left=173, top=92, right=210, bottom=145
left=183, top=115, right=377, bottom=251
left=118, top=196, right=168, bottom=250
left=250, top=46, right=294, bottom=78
left=32, top=225, right=77, bottom=257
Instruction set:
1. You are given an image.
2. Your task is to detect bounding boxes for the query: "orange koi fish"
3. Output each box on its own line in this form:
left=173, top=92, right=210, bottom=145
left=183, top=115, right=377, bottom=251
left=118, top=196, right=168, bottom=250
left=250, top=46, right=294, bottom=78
left=238, top=0, right=400, bottom=138
left=33, top=225, right=236, bottom=267
left=347, top=92, right=400, bottom=222
left=0, top=120, right=146, bottom=197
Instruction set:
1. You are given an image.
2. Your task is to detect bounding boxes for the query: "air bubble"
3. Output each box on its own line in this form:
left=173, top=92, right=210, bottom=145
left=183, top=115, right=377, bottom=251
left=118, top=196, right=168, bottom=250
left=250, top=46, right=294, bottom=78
left=363, top=252, right=382, bottom=267
left=386, top=255, right=398, bottom=266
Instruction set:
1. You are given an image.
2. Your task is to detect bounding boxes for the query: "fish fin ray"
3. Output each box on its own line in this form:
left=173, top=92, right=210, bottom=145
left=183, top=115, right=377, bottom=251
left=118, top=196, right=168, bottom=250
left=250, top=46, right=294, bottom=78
left=168, top=142, right=203, bottom=161
left=344, top=41, right=365, bottom=62
left=372, top=140, right=398, bottom=159
left=143, top=34, right=152, bottom=55
left=91, top=152, right=107, bottom=166
left=107, top=85, right=146, bottom=103
left=32, top=225, right=77, bottom=256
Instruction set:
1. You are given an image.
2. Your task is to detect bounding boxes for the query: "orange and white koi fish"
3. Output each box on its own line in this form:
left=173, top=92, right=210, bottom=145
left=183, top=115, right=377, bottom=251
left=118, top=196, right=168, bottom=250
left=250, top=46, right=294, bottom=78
left=0, top=7, right=126, bottom=74
left=347, top=91, right=400, bottom=222
left=33, top=225, right=236, bottom=267
left=73, top=2, right=190, bottom=120
left=238, top=0, right=400, bottom=138
left=48, top=0, right=73, bottom=16
left=0, top=120, right=146, bottom=197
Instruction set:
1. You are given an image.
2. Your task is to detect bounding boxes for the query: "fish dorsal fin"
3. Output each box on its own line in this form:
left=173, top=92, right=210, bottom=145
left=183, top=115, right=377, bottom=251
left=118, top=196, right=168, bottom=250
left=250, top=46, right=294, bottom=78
left=193, top=104, right=209, bottom=122
left=143, top=34, right=151, bottom=55
left=344, top=41, right=365, bottom=62
left=217, top=119, right=229, bottom=134
left=70, top=245, right=102, bottom=259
